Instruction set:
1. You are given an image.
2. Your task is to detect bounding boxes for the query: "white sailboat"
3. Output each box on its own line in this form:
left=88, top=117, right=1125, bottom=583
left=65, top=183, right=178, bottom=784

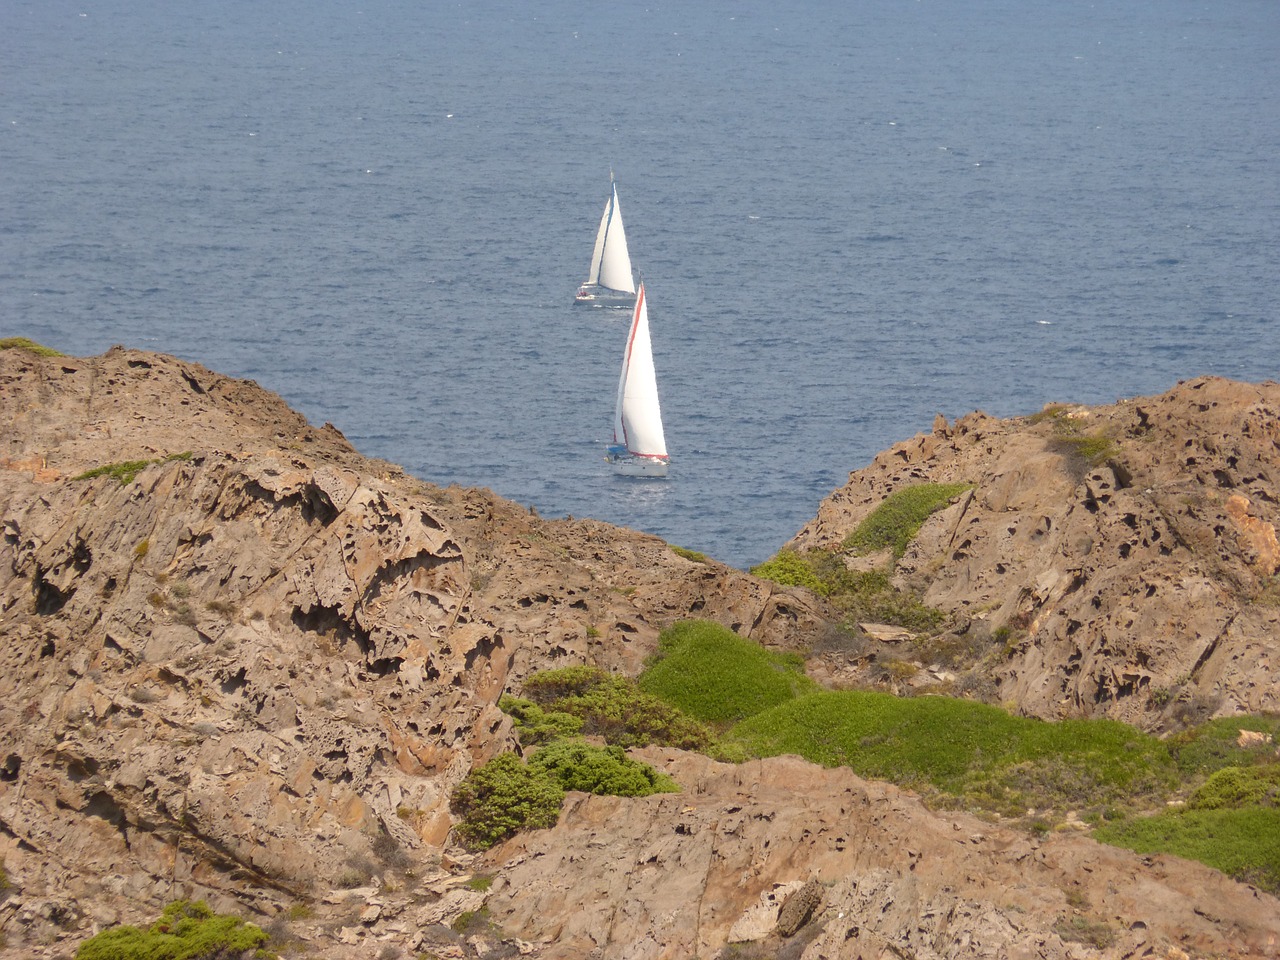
left=575, top=173, right=636, bottom=306
left=607, top=282, right=669, bottom=477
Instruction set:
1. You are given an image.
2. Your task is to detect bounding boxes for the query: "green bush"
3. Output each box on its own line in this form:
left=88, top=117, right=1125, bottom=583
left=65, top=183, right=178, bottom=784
left=75, top=900, right=272, bottom=960
left=842, top=482, right=973, bottom=559
left=498, top=695, right=583, bottom=745
left=750, top=549, right=829, bottom=594
left=519, top=665, right=715, bottom=750
left=1188, top=765, right=1280, bottom=810
left=449, top=753, right=565, bottom=850
left=820, top=564, right=948, bottom=632
left=638, top=620, right=815, bottom=727
left=529, top=740, right=679, bottom=796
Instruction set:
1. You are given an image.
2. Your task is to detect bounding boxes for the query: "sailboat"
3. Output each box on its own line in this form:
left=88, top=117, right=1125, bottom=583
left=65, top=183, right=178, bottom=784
left=606, top=282, right=669, bottom=477
left=575, top=173, right=636, bottom=306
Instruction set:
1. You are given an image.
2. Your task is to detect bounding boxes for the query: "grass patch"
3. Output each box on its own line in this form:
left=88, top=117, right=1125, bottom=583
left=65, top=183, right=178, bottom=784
left=1052, top=431, right=1118, bottom=466
left=73, top=451, right=194, bottom=486
left=842, top=482, right=973, bottom=559
left=1168, top=714, right=1280, bottom=776
left=752, top=549, right=948, bottom=633
left=726, top=690, right=1176, bottom=814
left=670, top=545, right=709, bottom=563
left=1095, top=807, right=1280, bottom=893
left=638, top=620, right=816, bottom=727
left=0, top=337, right=62, bottom=357
left=75, top=899, right=273, bottom=959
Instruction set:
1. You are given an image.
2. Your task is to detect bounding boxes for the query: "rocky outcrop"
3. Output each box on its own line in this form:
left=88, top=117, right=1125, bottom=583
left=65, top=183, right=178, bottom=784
left=1, top=348, right=1278, bottom=958
left=790, top=377, right=1280, bottom=729
left=0, top=346, right=822, bottom=956
left=485, top=750, right=1280, bottom=959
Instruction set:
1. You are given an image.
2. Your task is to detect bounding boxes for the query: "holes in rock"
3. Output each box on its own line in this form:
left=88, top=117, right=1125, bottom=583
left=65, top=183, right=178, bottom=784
left=292, top=604, right=372, bottom=658
left=40, top=639, right=56, bottom=658
left=221, top=666, right=248, bottom=695
left=33, top=567, right=71, bottom=615
left=1, top=754, right=20, bottom=781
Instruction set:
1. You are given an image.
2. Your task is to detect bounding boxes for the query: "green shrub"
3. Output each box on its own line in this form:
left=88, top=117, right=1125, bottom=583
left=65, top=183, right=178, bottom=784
left=1169, top=715, right=1280, bottom=776
left=820, top=564, right=948, bottom=632
left=528, top=739, right=678, bottom=796
left=638, top=620, right=815, bottom=727
left=0, top=337, right=62, bottom=357
left=519, top=665, right=715, bottom=750
left=499, top=695, right=583, bottom=745
left=1188, top=765, right=1280, bottom=810
left=750, top=549, right=828, bottom=594
left=449, top=753, right=564, bottom=851
left=75, top=899, right=272, bottom=960
left=1096, top=807, right=1280, bottom=894
left=842, top=483, right=973, bottom=559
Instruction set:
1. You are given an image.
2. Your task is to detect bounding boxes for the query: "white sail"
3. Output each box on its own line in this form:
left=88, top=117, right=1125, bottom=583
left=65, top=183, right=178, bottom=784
left=585, top=198, right=611, bottom=286
left=578, top=175, right=635, bottom=303
left=596, top=181, right=635, bottom=294
left=613, top=283, right=667, bottom=460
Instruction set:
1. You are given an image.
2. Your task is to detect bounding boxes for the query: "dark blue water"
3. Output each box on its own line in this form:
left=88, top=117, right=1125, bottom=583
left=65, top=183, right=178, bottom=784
left=4, top=1, right=1278, bottom=569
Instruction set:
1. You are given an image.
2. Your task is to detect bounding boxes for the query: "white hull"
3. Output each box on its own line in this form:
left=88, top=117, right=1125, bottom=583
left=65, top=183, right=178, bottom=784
left=575, top=283, right=636, bottom=307
left=611, top=455, right=669, bottom=478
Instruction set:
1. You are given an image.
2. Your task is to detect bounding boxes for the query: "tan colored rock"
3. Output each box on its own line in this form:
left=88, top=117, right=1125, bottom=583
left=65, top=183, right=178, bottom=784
left=790, top=376, right=1280, bottom=728
left=2, top=347, right=1278, bottom=959
left=483, top=750, right=1280, bottom=959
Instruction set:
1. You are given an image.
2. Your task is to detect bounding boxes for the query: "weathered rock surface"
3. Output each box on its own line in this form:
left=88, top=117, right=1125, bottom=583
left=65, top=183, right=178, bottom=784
left=791, top=377, right=1280, bottom=729
left=0, top=347, right=821, bottom=956
left=486, top=750, right=1280, bottom=959
left=1, top=348, right=1277, bottom=958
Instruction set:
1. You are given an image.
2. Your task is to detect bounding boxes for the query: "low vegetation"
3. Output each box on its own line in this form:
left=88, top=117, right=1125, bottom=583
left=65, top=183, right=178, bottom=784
left=645, top=621, right=1279, bottom=892
left=841, top=482, right=974, bottom=559
left=638, top=620, right=815, bottom=726
left=751, top=483, right=968, bottom=636
left=75, top=899, right=273, bottom=960
left=0, top=336, right=62, bottom=357
left=467, top=616, right=1280, bottom=889
left=73, top=451, right=193, bottom=486
left=509, top=663, right=717, bottom=751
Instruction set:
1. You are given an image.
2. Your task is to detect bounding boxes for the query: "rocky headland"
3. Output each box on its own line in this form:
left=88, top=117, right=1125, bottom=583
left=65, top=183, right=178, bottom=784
left=1, top=344, right=1277, bottom=959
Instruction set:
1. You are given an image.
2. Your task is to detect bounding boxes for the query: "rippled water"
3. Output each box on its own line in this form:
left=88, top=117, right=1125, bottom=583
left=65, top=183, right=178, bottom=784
left=3, top=0, right=1278, bottom=568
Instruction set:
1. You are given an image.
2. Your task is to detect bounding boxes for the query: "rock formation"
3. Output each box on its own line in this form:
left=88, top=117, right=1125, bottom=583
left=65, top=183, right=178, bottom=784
left=0, top=347, right=1277, bottom=958
left=791, top=377, right=1280, bottom=730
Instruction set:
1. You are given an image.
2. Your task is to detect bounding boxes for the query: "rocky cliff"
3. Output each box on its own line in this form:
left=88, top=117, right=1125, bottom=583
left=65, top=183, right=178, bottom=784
left=1, top=346, right=1277, bottom=959
left=790, top=376, right=1280, bottom=731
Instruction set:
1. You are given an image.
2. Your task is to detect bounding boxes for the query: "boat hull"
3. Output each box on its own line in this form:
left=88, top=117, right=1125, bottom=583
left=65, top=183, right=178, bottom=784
left=610, top=454, right=669, bottom=478
left=576, top=284, right=636, bottom=307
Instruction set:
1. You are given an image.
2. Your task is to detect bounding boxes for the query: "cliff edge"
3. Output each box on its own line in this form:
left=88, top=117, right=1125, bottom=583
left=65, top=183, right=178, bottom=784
left=1, top=347, right=1277, bottom=959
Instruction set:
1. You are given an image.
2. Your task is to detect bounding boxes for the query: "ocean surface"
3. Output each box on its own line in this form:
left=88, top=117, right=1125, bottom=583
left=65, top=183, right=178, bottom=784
left=4, top=0, right=1278, bottom=570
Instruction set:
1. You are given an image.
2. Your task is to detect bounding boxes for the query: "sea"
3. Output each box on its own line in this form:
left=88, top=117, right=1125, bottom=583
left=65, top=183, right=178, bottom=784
left=3, top=0, right=1278, bottom=571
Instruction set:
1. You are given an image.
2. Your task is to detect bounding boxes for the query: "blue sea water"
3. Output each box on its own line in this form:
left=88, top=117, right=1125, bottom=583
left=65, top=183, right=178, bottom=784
left=3, top=0, right=1278, bottom=570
